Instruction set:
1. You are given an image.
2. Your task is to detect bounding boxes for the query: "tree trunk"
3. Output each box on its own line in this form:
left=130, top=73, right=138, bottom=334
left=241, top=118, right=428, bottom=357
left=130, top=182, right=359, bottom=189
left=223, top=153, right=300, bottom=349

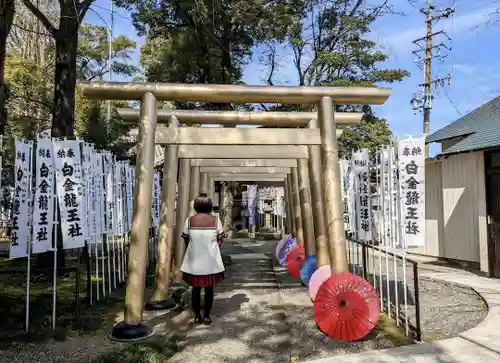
left=0, top=0, right=15, bottom=135
left=51, top=19, right=78, bottom=138
left=38, top=17, right=79, bottom=269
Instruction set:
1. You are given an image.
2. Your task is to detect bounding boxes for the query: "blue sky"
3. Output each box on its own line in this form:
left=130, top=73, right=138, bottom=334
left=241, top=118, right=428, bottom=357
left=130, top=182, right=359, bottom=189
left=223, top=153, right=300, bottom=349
left=84, top=0, right=500, bottom=154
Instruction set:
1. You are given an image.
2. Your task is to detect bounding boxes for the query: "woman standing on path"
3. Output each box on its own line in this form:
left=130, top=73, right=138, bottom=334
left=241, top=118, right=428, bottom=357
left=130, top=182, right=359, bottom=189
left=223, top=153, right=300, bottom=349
left=181, top=193, right=226, bottom=325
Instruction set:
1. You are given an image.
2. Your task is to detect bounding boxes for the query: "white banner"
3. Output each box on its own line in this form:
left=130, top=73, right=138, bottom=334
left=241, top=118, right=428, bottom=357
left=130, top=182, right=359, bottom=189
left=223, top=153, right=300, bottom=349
left=340, top=159, right=354, bottom=232
left=274, top=187, right=284, bottom=216
left=54, top=140, right=86, bottom=249
left=105, top=152, right=115, bottom=235
left=10, top=140, right=33, bottom=259
left=353, top=149, right=372, bottom=241
left=152, top=172, right=160, bottom=227
left=380, top=148, right=389, bottom=246
left=88, top=146, right=97, bottom=239
left=126, top=165, right=133, bottom=232
left=32, top=137, right=55, bottom=254
left=247, top=185, right=257, bottom=228
left=81, top=143, right=92, bottom=240
left=93, top=152, right=104, bottom=237
left=115, top=162, right=125, bottom=236
left=398, top=138, right=425, bottom=248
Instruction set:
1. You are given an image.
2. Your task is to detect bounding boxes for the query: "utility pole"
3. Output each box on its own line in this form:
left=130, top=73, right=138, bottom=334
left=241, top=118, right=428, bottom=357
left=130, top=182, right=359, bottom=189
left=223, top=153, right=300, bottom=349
left=411, top=0, right=454, bottom=158
left=107, top=0, right=114, bottom=125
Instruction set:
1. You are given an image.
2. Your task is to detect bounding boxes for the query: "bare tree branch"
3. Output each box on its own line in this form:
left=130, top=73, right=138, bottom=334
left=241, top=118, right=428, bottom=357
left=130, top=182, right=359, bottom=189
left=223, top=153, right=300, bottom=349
left=21, top=0, right=57, bottom=35
left=265, top=43, right=276, bottom=86
left=12, top=22, right=52, bottom=37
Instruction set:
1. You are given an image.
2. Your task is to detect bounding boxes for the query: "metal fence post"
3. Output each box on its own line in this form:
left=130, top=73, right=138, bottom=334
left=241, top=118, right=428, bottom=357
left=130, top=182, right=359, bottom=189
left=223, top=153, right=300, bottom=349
left=413, top=262, right=422, bottom=341
left=362, top=243, right=367, bottom=279
left=75, top=268, right=80, bottom=321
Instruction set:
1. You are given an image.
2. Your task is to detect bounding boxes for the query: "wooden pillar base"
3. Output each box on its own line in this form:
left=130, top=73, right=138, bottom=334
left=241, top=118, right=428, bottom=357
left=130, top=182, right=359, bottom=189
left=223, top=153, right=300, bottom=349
left=111, top=321, right=154, bottom=342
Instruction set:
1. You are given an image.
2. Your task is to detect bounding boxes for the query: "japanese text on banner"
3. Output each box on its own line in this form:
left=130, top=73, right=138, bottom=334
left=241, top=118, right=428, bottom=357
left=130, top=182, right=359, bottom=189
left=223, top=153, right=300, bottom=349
left=114, top=162, right=125, bottom=236
left=398, top=138, right=426, bottom=248
left=10, top=140, right=33, bottom=259
left=353, top=149, right=372, bottom=241
left=81, top=143, right=92, bottom=239
left=32, top=137, right=55, bottom=254
left=93, top=152, right=104, bottom=237
left=340, top=159, right=353, bottom=232
left=54, top=140, right=86, bottom=249
left=105, top=152, right=115, bottom=235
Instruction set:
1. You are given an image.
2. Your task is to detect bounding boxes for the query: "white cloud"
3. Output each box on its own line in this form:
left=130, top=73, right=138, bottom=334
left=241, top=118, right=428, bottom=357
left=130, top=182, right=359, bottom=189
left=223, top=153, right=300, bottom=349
left=376, top=6, right=493, bottom=56
left=453, top=63, right=477, bottom=75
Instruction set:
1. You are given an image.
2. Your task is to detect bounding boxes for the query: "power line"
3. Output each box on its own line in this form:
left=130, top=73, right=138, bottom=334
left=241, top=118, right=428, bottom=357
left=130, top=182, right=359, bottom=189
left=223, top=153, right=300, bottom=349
left=443, top=87, right=462, bottom=116
left=90, top=3, right=130, bottom=21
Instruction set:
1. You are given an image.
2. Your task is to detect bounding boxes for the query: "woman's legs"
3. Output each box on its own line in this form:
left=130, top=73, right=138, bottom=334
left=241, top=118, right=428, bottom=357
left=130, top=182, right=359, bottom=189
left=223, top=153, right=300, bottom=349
left=192, top=287, right=202, bottom=321
left=203, top=286, right=214, bottom=322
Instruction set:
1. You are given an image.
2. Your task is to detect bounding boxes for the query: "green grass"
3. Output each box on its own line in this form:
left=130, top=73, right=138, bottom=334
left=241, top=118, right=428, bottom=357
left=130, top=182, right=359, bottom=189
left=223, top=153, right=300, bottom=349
left=374, top=313, right=414, bottom=346
left=90, top=335, right=181, bottom=363
left=0, top=257, right=124, bottom=347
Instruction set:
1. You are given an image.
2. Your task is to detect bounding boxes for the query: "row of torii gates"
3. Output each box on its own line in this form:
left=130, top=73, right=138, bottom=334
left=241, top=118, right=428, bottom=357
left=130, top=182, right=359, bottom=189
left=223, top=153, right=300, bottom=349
left=81, top=83, right=391, bottom=341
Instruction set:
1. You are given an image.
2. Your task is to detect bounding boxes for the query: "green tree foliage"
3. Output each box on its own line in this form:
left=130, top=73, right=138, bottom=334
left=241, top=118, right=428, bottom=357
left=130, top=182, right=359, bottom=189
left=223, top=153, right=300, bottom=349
left=117, top=0, right=294, bottom=110
left=74, top=24, right=138, bottom=151
left=5, top=24, right=137, bottom=151
left=116, top=0, right=297, bottom=233
left=21, top=0, right=97, bottom=137
left=77, top=24, right=138, bottom=81
left=261, top=0, right=410, bottom=157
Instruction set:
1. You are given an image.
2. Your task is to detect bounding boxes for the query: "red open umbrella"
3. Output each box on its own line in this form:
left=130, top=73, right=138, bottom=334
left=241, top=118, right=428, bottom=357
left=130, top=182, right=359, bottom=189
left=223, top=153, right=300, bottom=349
left=285, top=244, right=305, bottom=279
left=314, top=272, right=380, bottom=341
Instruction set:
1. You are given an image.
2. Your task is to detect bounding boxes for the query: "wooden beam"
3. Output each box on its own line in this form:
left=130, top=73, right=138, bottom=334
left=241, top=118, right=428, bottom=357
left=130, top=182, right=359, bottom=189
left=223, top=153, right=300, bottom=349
left=117, top=108, right=363, bottom=127
left=212, top=176, right=285, bottom=182
left=209, top=173, right=288, bottom=179
left=200, top=167, right=291, bottom=174
left=155, top=127, right=327, bottom=145
left=192, top=159, right=298, bottom=167
left=81, top=82, right=391, bottom=105
left=178, top=145, right=309, bottom=159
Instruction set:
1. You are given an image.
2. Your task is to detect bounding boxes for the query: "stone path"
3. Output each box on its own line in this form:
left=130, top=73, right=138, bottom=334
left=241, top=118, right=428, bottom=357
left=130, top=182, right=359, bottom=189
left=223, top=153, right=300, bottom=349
left=168, top=238, right=293, bottom=363
left=303, top=266, right=500, bottom=363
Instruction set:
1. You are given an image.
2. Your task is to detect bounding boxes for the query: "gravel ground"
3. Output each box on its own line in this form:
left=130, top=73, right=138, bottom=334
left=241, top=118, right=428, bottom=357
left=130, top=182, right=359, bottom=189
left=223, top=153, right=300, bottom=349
left=416, top=264, right=488, bottom=341
left=0, top=330, right=120, bottom=363
left=347, top=246, right=487, bottom=342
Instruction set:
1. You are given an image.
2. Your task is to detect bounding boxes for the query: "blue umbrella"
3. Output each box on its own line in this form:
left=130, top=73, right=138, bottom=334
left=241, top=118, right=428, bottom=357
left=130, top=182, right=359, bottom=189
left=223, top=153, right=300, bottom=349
left=300, top=255, right=317, bottom=286
left=278, top=237, right=296, bottom=265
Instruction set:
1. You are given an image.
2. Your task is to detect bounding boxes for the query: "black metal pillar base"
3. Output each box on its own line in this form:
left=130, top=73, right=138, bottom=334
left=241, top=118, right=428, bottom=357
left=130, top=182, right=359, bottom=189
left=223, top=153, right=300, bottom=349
left=144, top=297, right=176, bottom=311
left=110, top=321, right=154, bottom=342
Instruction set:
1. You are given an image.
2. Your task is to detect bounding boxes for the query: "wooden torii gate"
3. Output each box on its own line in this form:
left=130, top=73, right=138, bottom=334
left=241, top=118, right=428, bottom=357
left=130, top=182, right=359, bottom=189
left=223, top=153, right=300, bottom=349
left=148, top=120, right=342, bottom=311
left=118, top=109, right=348, bottom=306
left=82, top=82, right=391, bottom=341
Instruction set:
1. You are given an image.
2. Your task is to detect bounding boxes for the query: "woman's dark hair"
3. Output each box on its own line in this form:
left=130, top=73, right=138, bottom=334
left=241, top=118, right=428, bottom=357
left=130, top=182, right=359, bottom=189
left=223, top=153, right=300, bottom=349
left=194, top=193, right=213, bottom=214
